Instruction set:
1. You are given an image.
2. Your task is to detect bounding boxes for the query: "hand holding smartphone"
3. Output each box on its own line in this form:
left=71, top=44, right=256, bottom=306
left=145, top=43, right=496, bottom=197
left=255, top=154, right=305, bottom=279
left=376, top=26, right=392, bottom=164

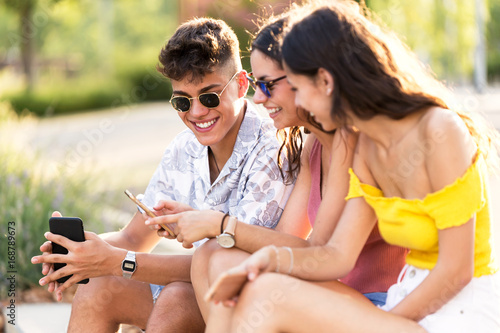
left=48, top=217, right=89, bottom=284
left=205, top=270, right=248, bottom=303
left=124, top=189, right=175, bottom=237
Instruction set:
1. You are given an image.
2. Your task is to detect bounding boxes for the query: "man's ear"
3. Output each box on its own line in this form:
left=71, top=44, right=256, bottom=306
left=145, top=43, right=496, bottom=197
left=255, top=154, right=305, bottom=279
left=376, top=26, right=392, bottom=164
left=317, top=67, right=334, bottom=96
left=237, top=70, right=249, bottom=98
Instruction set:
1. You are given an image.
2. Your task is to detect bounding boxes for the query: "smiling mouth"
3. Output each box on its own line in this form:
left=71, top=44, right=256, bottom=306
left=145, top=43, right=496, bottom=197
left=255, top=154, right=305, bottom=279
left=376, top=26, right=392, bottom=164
left=267, top=107, right=282, bottom=115
left=193, top=118, right=217, bottom=129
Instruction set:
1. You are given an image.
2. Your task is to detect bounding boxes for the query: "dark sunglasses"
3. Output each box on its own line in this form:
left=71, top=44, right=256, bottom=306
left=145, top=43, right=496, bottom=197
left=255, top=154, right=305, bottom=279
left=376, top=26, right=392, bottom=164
left=246, top=72, right=287, bottom=98
left=170, top=72, right=239, bottom=112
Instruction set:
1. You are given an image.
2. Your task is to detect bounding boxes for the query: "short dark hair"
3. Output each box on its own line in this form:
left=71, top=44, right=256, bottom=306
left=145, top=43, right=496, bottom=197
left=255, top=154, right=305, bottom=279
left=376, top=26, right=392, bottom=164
left=157, top=17, right=241, bottom=82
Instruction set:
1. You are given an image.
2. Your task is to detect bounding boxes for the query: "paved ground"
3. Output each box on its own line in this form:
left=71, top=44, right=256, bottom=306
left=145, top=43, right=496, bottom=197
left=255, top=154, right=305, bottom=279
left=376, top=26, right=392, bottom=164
left=3, top=87, right=500, bottom=333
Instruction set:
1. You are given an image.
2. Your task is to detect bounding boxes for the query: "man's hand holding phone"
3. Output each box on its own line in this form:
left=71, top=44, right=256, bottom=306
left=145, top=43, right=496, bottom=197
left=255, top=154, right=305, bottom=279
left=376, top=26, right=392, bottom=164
left=31, top=212, right=126, bottom=301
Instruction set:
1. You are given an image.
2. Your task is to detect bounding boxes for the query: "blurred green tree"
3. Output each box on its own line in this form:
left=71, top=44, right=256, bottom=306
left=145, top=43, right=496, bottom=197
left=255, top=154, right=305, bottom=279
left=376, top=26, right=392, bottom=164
left=1, top=0, right=60, bottom=93
left=487, top=0, right=500, bottom=80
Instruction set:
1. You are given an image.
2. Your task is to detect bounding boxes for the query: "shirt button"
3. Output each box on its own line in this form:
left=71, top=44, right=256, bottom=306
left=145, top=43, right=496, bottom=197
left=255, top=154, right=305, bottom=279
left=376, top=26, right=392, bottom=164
left=409, top=269, right=416, bottom=278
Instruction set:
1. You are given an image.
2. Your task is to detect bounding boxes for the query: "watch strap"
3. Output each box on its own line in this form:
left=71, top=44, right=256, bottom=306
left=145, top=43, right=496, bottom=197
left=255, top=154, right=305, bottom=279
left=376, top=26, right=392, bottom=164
left=223, top=216, right=237, bottom=236
left=220, top=213, right=230, bottom=235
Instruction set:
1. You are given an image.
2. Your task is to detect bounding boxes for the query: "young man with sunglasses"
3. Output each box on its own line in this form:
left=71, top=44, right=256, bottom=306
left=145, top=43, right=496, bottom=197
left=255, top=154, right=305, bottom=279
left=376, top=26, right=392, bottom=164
left=32, top=18, right=293, bottom=332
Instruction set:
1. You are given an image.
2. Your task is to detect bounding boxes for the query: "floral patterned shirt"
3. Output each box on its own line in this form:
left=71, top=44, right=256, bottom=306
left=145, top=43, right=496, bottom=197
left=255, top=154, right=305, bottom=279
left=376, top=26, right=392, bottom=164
left=142, top=102, right=294, bottom=246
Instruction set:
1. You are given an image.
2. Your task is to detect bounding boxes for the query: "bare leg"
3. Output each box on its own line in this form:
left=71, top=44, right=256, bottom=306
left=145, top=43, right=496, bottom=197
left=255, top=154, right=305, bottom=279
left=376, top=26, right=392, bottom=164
left=191, top=240, right=250, bottom=318
left=146, top=281, right=205, bottom=333
left=68, top=276, right=153, bottom=332
left=232, top=273, right=426, bottom=333
left=203, top=247, right=251, bottom=333
left=191, top=239, right=220, bottom=320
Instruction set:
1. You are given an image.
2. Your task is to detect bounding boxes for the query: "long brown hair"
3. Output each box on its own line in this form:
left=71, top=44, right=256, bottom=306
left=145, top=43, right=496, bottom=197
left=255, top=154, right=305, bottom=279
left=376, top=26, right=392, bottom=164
left=251, top=15, right=326, bottom=182
left=282, top=0, right=499, bottom=172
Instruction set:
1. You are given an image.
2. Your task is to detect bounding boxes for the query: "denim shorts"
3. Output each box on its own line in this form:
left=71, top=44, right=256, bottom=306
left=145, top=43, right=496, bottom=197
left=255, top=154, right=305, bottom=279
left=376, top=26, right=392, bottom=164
left=363, top=292, right=387, bottom=307
left=150, top=284, right=165, bottom=304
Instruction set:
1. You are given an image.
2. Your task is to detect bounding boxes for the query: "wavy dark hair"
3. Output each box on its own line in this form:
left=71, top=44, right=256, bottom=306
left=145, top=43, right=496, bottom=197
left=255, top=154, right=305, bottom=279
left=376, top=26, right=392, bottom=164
left=157, top=17, right=241, bottom=82
left=282, top=0, right=499, bottom=172
left=251, top=15, right=327, bottom=182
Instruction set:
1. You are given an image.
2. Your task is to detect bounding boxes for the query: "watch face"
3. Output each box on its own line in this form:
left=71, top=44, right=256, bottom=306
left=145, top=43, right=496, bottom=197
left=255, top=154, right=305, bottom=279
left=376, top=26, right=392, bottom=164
left=122, top=260, right=136, bottom=272
left=217, top=234, right=235, bottom=248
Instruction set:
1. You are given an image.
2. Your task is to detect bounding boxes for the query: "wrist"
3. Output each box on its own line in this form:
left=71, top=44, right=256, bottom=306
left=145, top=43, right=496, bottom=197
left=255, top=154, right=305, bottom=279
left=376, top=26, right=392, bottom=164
left=267, top=246, right=279, bottom=273
left=111, top=248, right=128, bottom=277
left=214, top=212, right=229, bottom=237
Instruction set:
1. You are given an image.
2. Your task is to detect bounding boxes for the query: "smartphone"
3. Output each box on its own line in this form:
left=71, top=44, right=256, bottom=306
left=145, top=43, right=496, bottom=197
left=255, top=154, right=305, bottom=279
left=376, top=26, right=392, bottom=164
left=48, top=217, right=89, bottom=284
left=205, top=270, right=248, bottom=303
left=124, top=189, right=175, bottom=237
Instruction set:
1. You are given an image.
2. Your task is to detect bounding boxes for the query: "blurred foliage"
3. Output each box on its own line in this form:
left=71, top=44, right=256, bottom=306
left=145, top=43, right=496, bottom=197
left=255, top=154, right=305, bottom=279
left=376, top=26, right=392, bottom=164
left=4, top=53, right=171, bottom=116
left=0, top=0, right=499, bottom=116
left=0, top=101, right=117, bottom=296
left=368, top=0, right=477, bottom=82
left=0, top=0, right=175, bottom=116
left=487, top=0, right=500, bottom=81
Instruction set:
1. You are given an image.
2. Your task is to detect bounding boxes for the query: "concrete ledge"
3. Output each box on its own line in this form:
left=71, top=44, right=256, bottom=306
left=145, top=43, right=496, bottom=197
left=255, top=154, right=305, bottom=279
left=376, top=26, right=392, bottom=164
left=2, top=303, right=71, bottom=333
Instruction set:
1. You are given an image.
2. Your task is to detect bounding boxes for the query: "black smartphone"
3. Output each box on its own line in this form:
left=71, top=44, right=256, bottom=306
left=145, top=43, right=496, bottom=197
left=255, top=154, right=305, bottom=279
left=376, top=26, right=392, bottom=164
left=48, top=216, right=89, bottom=284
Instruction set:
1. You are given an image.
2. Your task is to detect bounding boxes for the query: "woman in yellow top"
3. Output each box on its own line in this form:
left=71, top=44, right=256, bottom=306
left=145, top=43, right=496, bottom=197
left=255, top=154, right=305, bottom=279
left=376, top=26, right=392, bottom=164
left=205, top=1, right=500, bottom=332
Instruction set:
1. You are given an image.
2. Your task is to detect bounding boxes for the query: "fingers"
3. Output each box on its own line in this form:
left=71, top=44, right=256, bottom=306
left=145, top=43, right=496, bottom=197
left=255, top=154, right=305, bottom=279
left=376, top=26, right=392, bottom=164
left=157, top=229, right=176, bottom=239
left=39, top=240, right=53, bottom=275
left=43, top=232, right=75, bottom=250
left=52, top=211, right=63, bottom=217
left=153, top=200, right=194, bottom=215
left=39, top=266, right=66, bottom=286
left=42, top=262, right=51, bottom=275
left=153, top=200, right=177, bottom=211
left=145, top=213, right=181, bottom=227
left=55, top=275, right=80, bottom=296
left=182, top=241, right=194, bottom=249
left=32, top=253, right=69, bottom=265
left=40, top=240, right=52, bottom=252
left=46, top=266, right=57, bottom=293
left=222, top=298, right=238, bottom=307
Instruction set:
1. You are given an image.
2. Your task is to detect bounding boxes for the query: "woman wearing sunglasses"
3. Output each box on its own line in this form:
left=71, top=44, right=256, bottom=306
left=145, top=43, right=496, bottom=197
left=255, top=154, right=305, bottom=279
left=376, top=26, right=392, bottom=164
left=168, top=14, right=406, bottom=332
left=206, top=2, right=500, bottom=332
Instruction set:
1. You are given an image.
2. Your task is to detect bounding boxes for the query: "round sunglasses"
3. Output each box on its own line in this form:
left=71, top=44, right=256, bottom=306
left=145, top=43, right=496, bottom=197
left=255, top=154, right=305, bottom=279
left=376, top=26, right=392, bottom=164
left=170, top=72, right=239, bottom=112
left=246, top=72, right=287, bottom=98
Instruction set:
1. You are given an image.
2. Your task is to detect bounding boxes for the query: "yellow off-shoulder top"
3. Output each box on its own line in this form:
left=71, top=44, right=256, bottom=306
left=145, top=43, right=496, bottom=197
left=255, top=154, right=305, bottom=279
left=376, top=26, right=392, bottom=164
left=346, top=153, right=498, bottom=277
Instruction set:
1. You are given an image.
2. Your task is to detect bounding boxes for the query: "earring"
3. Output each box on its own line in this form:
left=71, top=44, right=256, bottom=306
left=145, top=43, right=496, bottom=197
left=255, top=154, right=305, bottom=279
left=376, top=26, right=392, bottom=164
left=326, top=88, right=332, bottom=95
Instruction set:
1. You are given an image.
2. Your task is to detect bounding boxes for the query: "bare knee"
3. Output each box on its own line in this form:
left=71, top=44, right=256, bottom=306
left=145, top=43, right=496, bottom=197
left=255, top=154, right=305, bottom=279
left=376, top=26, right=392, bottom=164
left=68, top=276, right=137, bottom=332
left=207, top=247, right=250, bottom=283
left=192, top=239, right=220, bottom=287
left=72, top=275, right=129, bottom=313
left=192, top=239, right=220, bottom=271
left=158, top=281, right=196, bottom=305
